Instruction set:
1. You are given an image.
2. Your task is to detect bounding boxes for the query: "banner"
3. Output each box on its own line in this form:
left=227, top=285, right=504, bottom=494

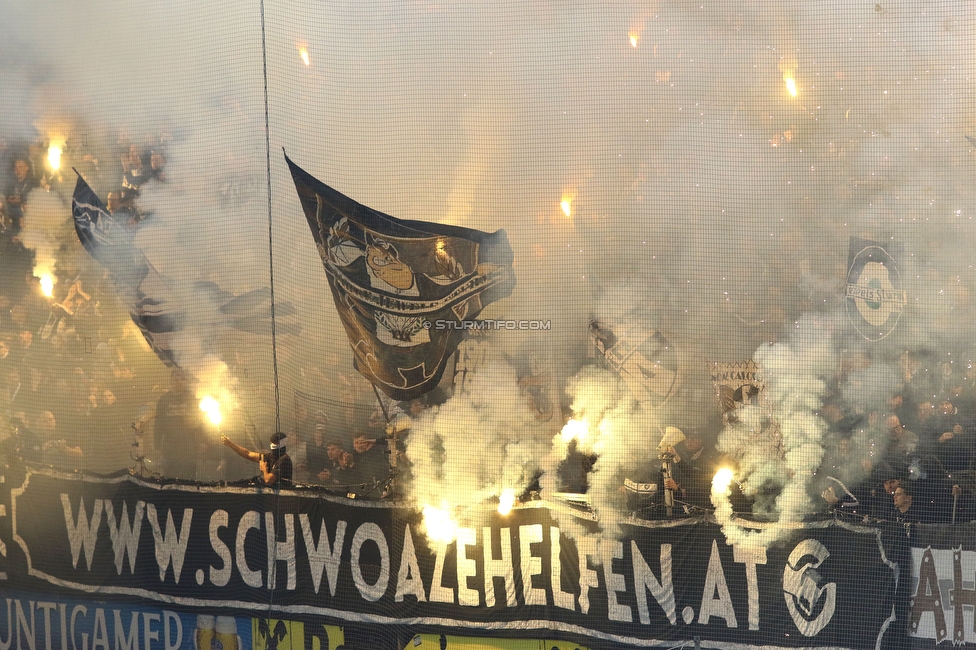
left=0, top=467, right=904, bottom=650
left=589, top=320, right=678, bottom=410
left=710, top=360, right=766, bottom=415
left=286, top=155, right=516, bottom=401
left=846, top=237, right=906, bottom=341
left=907, top=523, right=976, bottom=648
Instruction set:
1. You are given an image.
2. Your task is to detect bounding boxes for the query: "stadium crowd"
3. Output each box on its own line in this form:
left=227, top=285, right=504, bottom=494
left=0, top=132, right=975, bottom=521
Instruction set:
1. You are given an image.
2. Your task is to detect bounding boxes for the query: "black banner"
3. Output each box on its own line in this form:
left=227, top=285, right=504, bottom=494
left=287, top=155, right=516, bottom=401
left=0, top=468, right=904, bottom=649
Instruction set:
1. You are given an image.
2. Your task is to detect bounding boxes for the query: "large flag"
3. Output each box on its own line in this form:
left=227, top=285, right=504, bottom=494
left=72, top=174, right=183, bottom=366
left=72, top=175, right=297, bottom=369
left=589, top=319, right=678, bottom=409
left=287, top=155, right=516, bottom=401
left=845, top=237, right=906, bottom=341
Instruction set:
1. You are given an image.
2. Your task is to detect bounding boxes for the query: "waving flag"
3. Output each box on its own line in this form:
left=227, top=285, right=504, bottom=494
left=287, top=155, right=516, bottom=401
left=73, top=174, right=298, bottom=369
left=72, top=174, right=183, bottom=366
left=589, top=319, right=678, bottom=410
left=845, top=237, right=906, bottom=341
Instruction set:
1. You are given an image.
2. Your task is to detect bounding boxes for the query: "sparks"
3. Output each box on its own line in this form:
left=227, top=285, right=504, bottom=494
left=497, top=488, right=516, bottom=516
left=199, top=396, right=223, bottom=426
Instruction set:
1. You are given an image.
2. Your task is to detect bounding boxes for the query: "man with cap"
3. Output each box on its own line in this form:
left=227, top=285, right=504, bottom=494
left=221, top=432, right=293, bottom=486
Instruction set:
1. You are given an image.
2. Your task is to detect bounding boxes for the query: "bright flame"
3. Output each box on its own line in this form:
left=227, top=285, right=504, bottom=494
left=300, top=48, right=310, bottom=66
left=712, top=467, right=735, bottom=493
left=498, top=488, right=517, bottom=516
left=560, top=200, right=572, bottom=217
left=199, top=396, right=223, bottom=426
left=422, top=503, right=459, bottom=544
left=560, top=418, right=589, bottom=443
left=784, top=75, right=798, bottom=98
left=47, top=144, right=62, bottom=171
left=39, top=274, right=55, bottom=298
left=629, top=33, right=638, bottom=48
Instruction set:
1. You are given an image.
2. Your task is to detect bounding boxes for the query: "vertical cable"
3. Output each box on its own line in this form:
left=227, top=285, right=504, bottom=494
left=259, top=0, right=281, bottom=436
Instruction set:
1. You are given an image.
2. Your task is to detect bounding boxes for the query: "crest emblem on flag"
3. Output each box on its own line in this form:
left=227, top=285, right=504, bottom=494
left=287, top=155, right=516, bottom=401
left=845, top=237, right=906, bottom=341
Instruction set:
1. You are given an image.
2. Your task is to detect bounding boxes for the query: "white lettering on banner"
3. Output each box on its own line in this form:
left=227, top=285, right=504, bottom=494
left=37, top=601, right=56, bottom=650
left=699, top=539, right=737, bottom=628
left=910, top=546, right=976, bottom=643
left=145, top=505, right=192, bottom=584
left=104, top=501, right=144, bottom=575
left=115, top=610, right=139, bottom=650
left=429, top=541, right=453, bottom=603
left=0, top=600, right=185, bottom=650
left=631, top=541, right=676, bottom=625
left=602, top=541, right=633, bottom=622
left=350, top=522, right=390, bottom=602
left=484, top=527, right=515, bottom=608
left=734, top=545, right=767, bottom=631
left=577, top=536, right=600, bottom=615
left=456, top=528, right=478, bottom=607
left=300, top=516, right=346, bottom=597
left=61, top=494, right=103, bottom=571
left=236, top=510, right=262, bottom=588
left=519, top=525, right=546, bottom=606
left=782, top=539, right=836, bottom=637
left=208, top=510, right=232, bottom=587
left=265, top=513, right=296, bottom=590
left=395, top=525, right=427, bottom=602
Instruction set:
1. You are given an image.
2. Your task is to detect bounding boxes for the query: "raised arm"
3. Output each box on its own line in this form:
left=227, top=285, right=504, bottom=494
left=221, top=435, right=262, bottom=462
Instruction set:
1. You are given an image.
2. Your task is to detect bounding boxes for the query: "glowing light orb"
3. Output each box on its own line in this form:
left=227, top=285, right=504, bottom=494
left=497, top=488, right=516, bottom=516
left=300, top=49, right=310, bottom=66
left=199, top=396, right=223, bottom=426
left=784, top=75, right=798, bottom=98
left=712, top=467, right=735, bottom=493
left=422, top=504, right=459, bottom=544
left=47, top=145, right=62, bottom=171
left=39, top=274, right=55, bottom=298
left=560, top=418, right=589, bottom=443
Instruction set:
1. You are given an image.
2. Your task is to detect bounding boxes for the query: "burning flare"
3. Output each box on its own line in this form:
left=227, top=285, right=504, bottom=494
left=300, top=48, right=310, bottom=66
left=422, top=503, right=460, bottom=544
left=497, top=488, right=516, bottom=516
left=712, top=467, right=735, bottom=494
left=47, top=143, right=63, bottom=171
left=784, top=74, right=798, bottom=98
left=629, top=32, right=638, bottom=48
left=39, top=273, right=55, bottom=298
left=560, top=418, right=589, bottom=443
left=199, top=396, right=223, bottom=426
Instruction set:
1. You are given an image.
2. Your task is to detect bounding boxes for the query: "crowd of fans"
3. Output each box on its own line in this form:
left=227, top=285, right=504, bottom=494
left=2, top=132, right=976, bottom=519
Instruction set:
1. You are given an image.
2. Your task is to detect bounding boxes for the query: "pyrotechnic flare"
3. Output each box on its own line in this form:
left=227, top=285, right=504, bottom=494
left=300, top=48, right=310, bottom=66
left=629, top=33, right=638, bottom=48
left=199, top=396, right=223, bottom=427
left=560, top=196, right=573, bottom=217
left=497, top=488, right=516, bottom=516
left=47, top=142, right=63, bottom=171
left=422, top=503, right=460, bottom=545
left=38, top=273, right=55, bottom=298
left=783, top=74, right=798, bottom=98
